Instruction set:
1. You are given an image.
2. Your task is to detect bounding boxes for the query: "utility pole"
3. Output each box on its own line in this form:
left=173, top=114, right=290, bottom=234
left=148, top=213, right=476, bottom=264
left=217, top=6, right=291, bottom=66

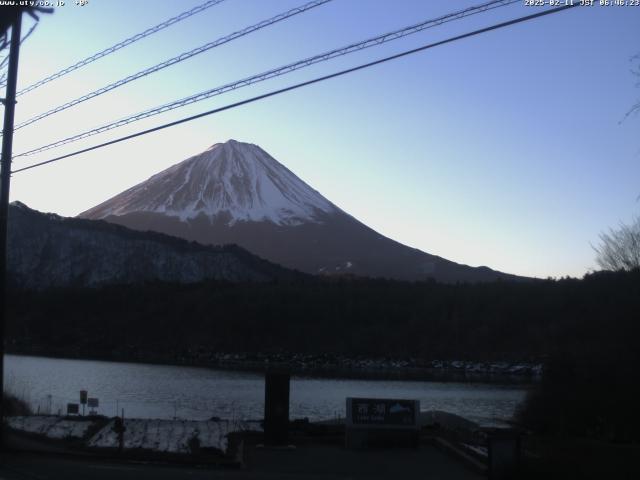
left=0, top=9, right=23, bottom=442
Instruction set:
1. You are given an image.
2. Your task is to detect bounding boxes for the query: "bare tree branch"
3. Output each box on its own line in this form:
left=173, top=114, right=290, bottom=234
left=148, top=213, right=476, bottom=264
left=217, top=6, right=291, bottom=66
left=622, top=53, right=640, bottom=121
left=594, top=216, right=640, bottom=271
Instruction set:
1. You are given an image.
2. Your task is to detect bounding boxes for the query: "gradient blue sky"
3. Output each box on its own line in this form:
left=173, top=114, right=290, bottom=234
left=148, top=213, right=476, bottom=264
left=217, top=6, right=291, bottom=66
left=5, top=0, right=640, bottom=279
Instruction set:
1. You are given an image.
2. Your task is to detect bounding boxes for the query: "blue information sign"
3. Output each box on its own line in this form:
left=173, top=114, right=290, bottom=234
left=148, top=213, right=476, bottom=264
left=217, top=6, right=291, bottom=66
left=346, top=397, right=419, bottom=429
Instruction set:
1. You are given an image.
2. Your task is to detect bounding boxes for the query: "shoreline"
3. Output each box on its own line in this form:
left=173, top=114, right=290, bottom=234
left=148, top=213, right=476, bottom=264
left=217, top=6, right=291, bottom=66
left=6, top=350, right=541, bottom=384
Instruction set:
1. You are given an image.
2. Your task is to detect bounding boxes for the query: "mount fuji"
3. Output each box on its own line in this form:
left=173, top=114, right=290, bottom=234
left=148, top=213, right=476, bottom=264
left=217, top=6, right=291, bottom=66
left=79, top=139, right=520, bottom=283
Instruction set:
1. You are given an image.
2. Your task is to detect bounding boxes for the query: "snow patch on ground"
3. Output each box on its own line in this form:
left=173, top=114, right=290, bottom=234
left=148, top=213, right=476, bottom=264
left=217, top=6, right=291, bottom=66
left=88, top=418, right=260, bottom=454
left=8, top=415, right=263, bottom=455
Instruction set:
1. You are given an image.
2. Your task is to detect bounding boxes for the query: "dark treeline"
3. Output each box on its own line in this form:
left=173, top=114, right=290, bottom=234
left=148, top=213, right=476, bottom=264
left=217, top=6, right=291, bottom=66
left=6, top=269, right=639, bottom=365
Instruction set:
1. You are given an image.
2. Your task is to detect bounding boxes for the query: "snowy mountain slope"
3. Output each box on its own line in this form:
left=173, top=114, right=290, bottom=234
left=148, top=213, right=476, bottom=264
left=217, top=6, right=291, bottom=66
left=80, top=140, right=523, bottom=283
left=81, top=140, right=337, bottom=226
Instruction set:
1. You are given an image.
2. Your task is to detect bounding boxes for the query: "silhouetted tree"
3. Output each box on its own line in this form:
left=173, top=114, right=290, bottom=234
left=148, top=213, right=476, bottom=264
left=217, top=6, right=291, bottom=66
left=594, top=216, right=640, bottom=271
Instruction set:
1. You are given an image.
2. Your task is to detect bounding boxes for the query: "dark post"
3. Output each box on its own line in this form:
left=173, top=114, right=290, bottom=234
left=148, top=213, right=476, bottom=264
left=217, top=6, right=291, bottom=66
left=113, top=415, right=126, bottom=454
left=264, top=371, right=290, bottom=445
left=487, top=428, right=521, bottom=480
left=80, top=390, right=87, bottom=416
left=0, top=9, right=23, bottom=442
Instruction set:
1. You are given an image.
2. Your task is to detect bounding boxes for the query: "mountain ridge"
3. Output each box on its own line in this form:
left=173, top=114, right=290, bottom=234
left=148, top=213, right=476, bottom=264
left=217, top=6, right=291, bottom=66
left=79, top=139, right=525, bottom=283
left=8, top=201, right=304, bottom=289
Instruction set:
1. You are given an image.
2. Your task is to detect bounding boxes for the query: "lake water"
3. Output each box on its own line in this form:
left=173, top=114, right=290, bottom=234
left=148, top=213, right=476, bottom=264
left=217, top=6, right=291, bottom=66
left=4, top=355, right=530, bottom=426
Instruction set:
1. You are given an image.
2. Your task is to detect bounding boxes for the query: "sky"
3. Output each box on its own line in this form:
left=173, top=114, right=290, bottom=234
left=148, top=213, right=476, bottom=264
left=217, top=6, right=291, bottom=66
left=3, top=0, right=639, bottom=279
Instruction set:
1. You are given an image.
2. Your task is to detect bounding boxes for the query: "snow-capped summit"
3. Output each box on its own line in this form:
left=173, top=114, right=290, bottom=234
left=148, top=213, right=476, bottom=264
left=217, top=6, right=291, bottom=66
left=82, top=139, right=336, bottom=226
left=80, top=140, right=523, bottom=283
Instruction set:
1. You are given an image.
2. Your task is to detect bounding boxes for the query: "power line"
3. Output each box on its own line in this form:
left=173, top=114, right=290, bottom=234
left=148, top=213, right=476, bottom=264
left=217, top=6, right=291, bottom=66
left=9, top=0, right=333, bottom=133
left=14, top=0, right=518, bottom=159
left=12, top=3, right=578, bottom=175
left=5, top=0, right=228, bottom=94
left=0, top=22, right=36, bottom=70
left=0, top=22, right=39, bottom=92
